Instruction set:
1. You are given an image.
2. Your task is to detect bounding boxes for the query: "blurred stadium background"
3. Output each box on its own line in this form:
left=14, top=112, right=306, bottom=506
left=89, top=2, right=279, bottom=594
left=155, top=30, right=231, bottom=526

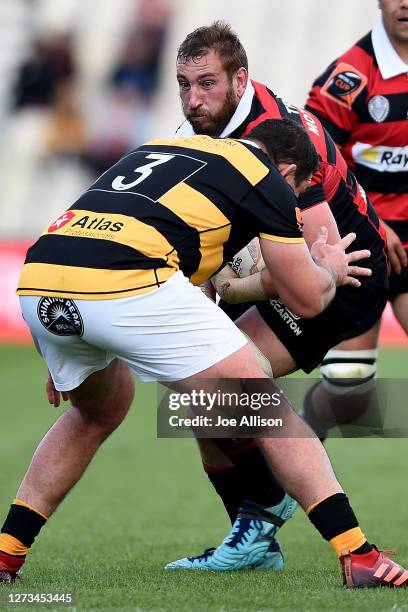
left=0, top=2, right=407, bottom=609
left=0, top=0, right=406, bottom=347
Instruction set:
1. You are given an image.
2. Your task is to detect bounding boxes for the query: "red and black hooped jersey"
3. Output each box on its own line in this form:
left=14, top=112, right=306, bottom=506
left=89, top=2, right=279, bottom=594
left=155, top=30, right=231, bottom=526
left=306, top=31, right=408, bottom=249
left=17, top=135, right=303, bottom=300
left=226, top=81, right=387, bottom=280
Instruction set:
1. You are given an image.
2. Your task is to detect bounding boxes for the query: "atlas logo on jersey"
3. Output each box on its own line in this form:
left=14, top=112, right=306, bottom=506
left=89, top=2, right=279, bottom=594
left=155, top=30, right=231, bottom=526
left=71, top=216, right=124, bottom=232
left=48, top=211, right=75, bottom=233
left=321, top=62, right=367, bottom=109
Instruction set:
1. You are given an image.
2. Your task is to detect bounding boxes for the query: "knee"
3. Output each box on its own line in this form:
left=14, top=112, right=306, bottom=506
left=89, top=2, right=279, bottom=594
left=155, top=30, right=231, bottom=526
left=69, top=360, right=135, bottom=435
left=320, top=349, right=378, bottom=394
left=302, top=350, right=379, bottom=438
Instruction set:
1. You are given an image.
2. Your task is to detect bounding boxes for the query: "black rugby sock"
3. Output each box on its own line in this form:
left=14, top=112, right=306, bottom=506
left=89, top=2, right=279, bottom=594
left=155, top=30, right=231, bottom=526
left=205, top=466, right=244, bottom=523
left=1, top=502, right=47, bottom=551
left=214, top=439, right=286, bottom=508
left=307, top=493, right=372, bottom=556
left=0, top=501, right=47, bottom=572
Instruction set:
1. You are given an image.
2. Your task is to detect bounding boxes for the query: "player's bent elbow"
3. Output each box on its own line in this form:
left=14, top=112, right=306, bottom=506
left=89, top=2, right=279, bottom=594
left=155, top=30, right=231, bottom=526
left=289, top=303, right=319, bottom=319
left=303, top=289, right=336, bottom=318
left=286, top=274, right=336, bottom=318
left=284, top=294, right=328, bottom=319
left=298, top=300, right=325, bottom=319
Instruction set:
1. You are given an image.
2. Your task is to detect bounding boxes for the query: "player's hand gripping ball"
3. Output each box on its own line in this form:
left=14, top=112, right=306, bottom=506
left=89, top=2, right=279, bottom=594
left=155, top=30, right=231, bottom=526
left=229, top=238, right=265, bottom=277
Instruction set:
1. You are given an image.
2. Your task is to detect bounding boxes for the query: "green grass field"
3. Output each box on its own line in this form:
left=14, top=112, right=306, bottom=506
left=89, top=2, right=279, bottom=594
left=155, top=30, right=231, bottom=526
left=0, top=345, right=407, bottom=611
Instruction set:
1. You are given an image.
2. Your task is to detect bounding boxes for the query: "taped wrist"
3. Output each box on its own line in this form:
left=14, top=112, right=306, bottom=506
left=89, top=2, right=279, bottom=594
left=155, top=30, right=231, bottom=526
left=214, top=272, right=267, bottom=304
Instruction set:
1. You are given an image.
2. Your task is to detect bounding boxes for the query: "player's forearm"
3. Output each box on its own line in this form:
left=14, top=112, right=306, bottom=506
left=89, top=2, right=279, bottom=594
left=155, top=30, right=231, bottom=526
left=214, top=258, right=335, bottom=313
left=303, top=265, right=336, bottom=315
left=260, top=237, right=337, bottom=318
left=213, top=272, right=268, bottom=303
left=275, top=264, right=336, bottom=318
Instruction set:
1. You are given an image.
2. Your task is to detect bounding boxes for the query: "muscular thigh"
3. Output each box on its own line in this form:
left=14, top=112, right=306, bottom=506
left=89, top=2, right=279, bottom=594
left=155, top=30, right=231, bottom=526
left=334, top=320, right=381, bottom=351
left=234, top=306, right=297, bottom=377
left=68, top=358, right=134, bottom=424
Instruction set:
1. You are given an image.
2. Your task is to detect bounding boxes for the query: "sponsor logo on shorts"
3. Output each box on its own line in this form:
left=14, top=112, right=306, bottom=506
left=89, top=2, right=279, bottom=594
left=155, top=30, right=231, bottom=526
left=48, top=211, right=75, bottom=233
left=37, top=297, right=84, bottom=336
left=269, top=299, right=302, bottom=336
left=321, top=62, right=367, bottom=109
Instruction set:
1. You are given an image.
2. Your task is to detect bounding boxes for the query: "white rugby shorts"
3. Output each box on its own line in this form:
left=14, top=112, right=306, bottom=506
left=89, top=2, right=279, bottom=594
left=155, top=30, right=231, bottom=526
left=19, top=271, right=248, bottom=390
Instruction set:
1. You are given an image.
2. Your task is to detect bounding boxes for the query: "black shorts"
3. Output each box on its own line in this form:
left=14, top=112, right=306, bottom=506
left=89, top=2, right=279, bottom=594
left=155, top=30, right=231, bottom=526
left=388, top=265, right=408, bottom=299
left=256, top=279, right=388, bottom=373
left=219, top=274, right=388, bottom=374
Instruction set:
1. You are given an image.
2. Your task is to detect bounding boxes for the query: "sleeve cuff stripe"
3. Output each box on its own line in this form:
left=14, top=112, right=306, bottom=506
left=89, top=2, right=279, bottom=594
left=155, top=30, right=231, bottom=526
left=260, top=233, right=305, bottom=243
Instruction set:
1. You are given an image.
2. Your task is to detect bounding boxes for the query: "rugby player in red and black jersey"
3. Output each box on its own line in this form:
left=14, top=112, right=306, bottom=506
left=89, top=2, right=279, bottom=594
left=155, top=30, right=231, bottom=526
left=306, top=0, right=408, bottom=326
left=164, top=22, right=406, bottom=585
left=303, top=0, right=408, bottom=442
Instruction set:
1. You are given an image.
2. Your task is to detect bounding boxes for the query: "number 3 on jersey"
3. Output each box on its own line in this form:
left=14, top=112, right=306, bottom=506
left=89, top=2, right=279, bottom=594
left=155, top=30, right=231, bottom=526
left=89, top=149, right=207, bottom=201
left=112, top=153, right=175, bottom=191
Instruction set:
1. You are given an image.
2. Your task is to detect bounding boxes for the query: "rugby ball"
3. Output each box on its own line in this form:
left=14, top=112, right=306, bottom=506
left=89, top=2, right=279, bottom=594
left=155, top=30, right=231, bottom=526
left=230, top=238, right=265, bottom=277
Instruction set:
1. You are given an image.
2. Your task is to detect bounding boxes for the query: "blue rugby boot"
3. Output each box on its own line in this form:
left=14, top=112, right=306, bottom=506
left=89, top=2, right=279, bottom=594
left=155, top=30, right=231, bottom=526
left=164, top=494, right=297, bottom=571
left=253, top=538, right=284, bottom=571
left=165, top=539, right=284, bottom=571
left=165, top=547, right=217, bottom=570
left=208, top=494, right=297, bottom=570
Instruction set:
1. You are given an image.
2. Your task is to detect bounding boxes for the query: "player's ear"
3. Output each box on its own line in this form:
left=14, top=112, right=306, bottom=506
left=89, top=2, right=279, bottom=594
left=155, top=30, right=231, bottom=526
left=233, top=67, right=248, bottom=98
left=278, top=163, right=297, bottom=181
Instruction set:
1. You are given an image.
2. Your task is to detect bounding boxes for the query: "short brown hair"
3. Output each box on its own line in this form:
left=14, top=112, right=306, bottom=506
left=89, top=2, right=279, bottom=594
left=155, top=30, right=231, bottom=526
left=247, top=119, right=319, bottom=184
left=177, top=21, right=248, bottom=78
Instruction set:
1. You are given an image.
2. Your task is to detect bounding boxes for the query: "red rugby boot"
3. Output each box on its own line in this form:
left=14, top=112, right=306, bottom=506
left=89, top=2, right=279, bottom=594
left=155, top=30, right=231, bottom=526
left=341, top=546, right=408, bottom=588
left=0, top=551, right=23, bottom=583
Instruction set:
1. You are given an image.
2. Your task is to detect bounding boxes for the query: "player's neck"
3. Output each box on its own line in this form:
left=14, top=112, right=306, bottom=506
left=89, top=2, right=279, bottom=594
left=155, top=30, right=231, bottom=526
left=385, top=30, right=408, bottom=65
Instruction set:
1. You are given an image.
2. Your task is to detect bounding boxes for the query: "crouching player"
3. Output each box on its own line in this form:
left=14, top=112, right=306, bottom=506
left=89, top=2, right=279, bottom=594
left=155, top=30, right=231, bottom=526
left=0, top=121, right=405, bottom=589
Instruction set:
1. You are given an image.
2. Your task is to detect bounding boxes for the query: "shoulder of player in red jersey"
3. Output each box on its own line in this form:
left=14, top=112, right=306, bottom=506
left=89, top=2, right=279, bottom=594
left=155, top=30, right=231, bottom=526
left=304, top=27, right=408, bottom=245
left=242, top=81, right=340, bottom=167
left=304, top=32, right=373, bottom=138
left=242, top=84, right=349, bottom=188
left=239, top=81, right=386, bottom=257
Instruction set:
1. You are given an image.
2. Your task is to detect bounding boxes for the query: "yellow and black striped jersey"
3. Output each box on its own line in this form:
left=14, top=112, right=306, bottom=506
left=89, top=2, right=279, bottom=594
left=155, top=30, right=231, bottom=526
left=17, top=135, right=304, bottom=300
